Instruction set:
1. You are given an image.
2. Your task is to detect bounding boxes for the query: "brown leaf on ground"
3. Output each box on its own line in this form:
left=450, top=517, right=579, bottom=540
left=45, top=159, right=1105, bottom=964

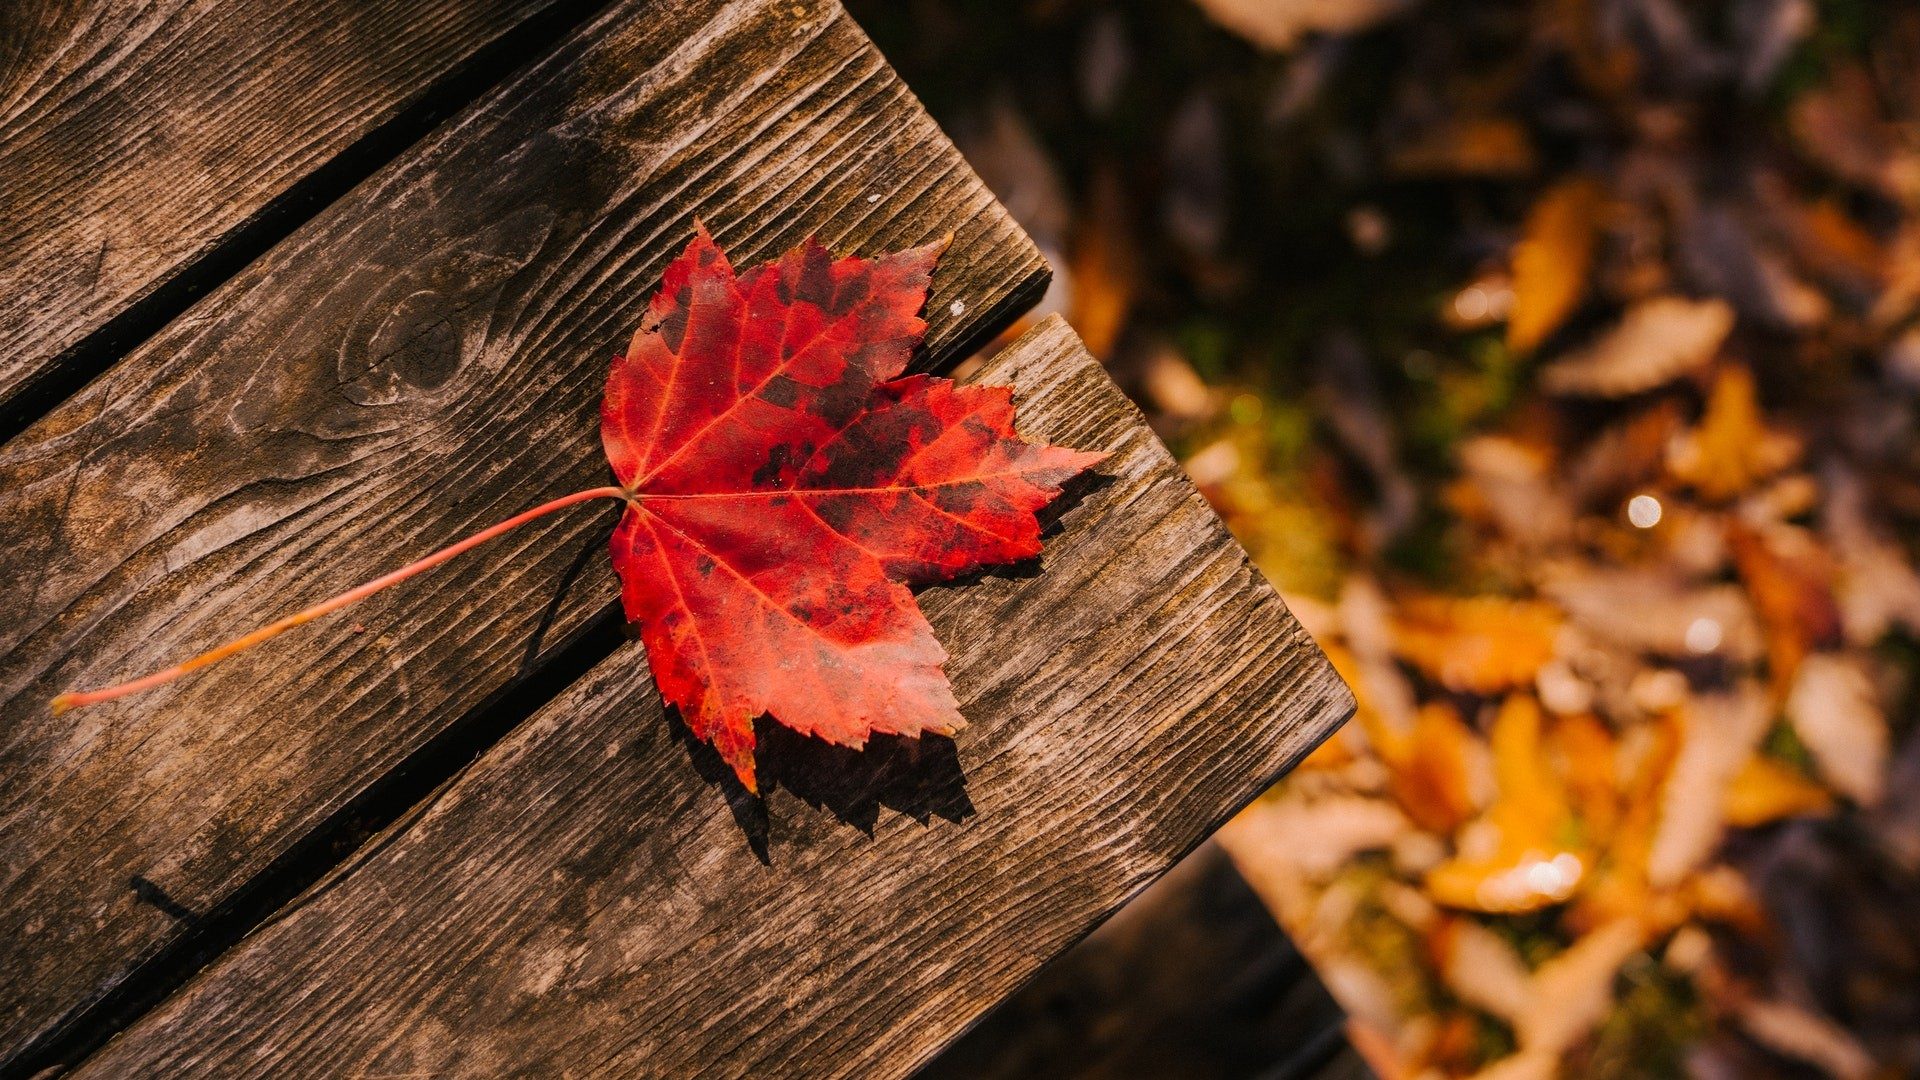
left=1190, top=0, right=1413, bottom=52
left=1392, top=116, right=1536, bottom=178
left=1787, top=652, right=1887, bottom=807
left=1542, top=567, right=1764, bottom=664
left=1069, top=171, right=1137, bottom=360
left=1539, top=296, right=1734, bottom=397
left=1736, top=999, right=1876, bottom=1080
left=1648, top=687, right=1772, bottom=889
left=1728, top=521, right=1842, bottom=692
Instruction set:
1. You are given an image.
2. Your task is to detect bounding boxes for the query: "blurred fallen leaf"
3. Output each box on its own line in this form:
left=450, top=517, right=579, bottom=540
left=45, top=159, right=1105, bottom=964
left=1227, top=794, right=1411, bottom=879
left=1787, top=652, right=1887, bottom=807
left=1425, top=696, right=1587, bottom=914
left=1434, top=916, right=1533, bottom=1023
left=1518, top=919, right=1647, bottom=1056
left=1376, top=702, right=1486, bottom=835
left=1648, top=687, right=1771, bottom=889
left=1732, top=0, right=1815, bottom=94
left=1392, top=116, right=1536, bottom=178
left=1780, top=196, right=1886, bottom=302
left=1678, top=202, right=1830, bottom=331
left=1542, top=567, right=1764, bottom=664
left=1822, top=462, right=1920, bottom=646
left=1736, top=998, right=1876, bottom=1080
left=1572, top=710, right=1680, bottom=930
left=1551, top=712, right=1622, bottom=845
left=1139, top=343, right=1218, bottom=421
left=1539, top=296, right=1734, bottom=397
left=1565, top=400, right=1684, bottom=505
left=1728, top=521, right=1841, bottom=692
left=1391, top=594, right=1561, bottom=695
left=1723, top=754, right=1834, bottom=827
left=1068, top=172, right=1138, bottom=361
left=1449, top=436, right=1574, bottom=549
left=1190, top=0, right=1413, bottom=52
left=1508, top=177, right=1605, bottom=354
left=1668, top=366, right=1800, bottom=501
left=1339, top=576, right=1422, bottom=730
left=1790, top=63, right=1920, bottom=203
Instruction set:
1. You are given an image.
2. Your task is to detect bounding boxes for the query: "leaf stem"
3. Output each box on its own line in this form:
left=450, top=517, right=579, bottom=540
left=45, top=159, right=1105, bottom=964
left=52, top=486, right=632, bottom=714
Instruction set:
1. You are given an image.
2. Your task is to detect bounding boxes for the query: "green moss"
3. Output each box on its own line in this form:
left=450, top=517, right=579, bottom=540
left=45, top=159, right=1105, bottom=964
left=1762, top=719, right=1817, bottom=774
left=1469, top=1009, right=1520, bottom=1070
left=1338, top=859, right=1442, bottom=1017
left=1480, top=909, right=1569, bottom=971
left=1579, top=958, right=1709, bottom=1080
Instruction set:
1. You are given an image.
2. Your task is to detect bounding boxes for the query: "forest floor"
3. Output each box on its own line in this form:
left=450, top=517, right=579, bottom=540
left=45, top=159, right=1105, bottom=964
left=850, top=1, right=1920, bottom=1077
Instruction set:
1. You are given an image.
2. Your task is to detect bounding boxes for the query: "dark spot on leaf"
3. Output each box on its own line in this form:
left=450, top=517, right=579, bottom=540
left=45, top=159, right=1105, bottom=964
left=752, top=444, right=798, bottom=487
left=762, top=374, right=803, bottom=409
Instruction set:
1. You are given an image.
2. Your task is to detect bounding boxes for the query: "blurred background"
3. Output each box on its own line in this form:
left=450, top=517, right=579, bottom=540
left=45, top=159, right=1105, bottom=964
left=843, top=1, right=1920, bottom=1077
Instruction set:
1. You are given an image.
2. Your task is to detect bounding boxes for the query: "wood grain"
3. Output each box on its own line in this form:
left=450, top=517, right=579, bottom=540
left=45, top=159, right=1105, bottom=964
left=0, top=0, right=1046, bottom=1061
left=0, top=0, right=563, bottom=414
left=74, top=317, right=1353, bottom=1079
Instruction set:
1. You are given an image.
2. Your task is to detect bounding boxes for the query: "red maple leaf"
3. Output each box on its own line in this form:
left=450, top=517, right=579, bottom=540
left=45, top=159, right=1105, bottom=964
left=55, top=227, right=1105, bottom=794
left=601, top=227, right=1105, bottom=789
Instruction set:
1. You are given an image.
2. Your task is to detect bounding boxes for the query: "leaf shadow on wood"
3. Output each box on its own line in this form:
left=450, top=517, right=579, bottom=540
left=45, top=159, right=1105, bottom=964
left=670, top=714, right=974, bottom=864
left=1035, top=467, right=1114, bottom=536
left=517, top=507, right=622, bottom=675
left=128, top=875, right=199, bottom=925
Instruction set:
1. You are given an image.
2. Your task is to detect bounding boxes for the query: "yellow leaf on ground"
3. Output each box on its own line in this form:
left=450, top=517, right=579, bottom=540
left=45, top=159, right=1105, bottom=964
left=1382, top=702, right=1484, bottom=834
left=1570, top=709, right=1680, bottom=931
left=1508, top=177, right=1605, bottom=354
left=1667, top=366, right=1801, bottom=501
left=1551, top=713, right=1621, bottom=845
left=1723, top=754, right=1834, bottom=827
left=1391, top=594, right=1562, bottom=694
left=1426, top=696, right=1587, bottom=913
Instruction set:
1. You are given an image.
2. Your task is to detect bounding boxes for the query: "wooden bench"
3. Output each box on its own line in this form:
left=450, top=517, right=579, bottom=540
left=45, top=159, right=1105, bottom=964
left=0, top=1, right=1352, bottom=1075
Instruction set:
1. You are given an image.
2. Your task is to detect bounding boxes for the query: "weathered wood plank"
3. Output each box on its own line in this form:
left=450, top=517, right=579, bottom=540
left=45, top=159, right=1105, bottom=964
left=0, top=0, right=1045, bottom=1061
left=73, top=317, right=1353, bottom=1080
left=0, top=0, right=564, bottom=416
